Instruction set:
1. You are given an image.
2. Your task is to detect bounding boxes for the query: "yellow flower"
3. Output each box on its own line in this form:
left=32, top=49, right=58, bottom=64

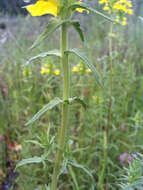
left=72, top=67, right=79, bottom=72
left=76, top=0, right=89, bottom=14
left=86, top=68, right=92, bottom=73
left=126, top=1, right=132, bottom=8
left=121, top=18, right=127, bottom=26
left=26, top=0, right=89, bottom=17
left=41, top=67, right=50, bottom=74
left=109, top=32, right=116, bottom=38
left=127, top=9, right=133, bottom=15
left=76, top=8, right=89, bottom=14
left=103, top=5, right=109, bottom=11
left=54, top=69, right=60, bottom=75
left=121, top=21, right=127, bottom=25
left=92, top=96, right=103, bottom=104
left=23, top=69, right=32, bottom=77
left=26, top=0, right=59, bottom=17
left=99, top=0, right=108, bottom=5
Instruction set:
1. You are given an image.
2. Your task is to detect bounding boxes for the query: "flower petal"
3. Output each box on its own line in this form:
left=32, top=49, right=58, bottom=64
left=76, top=7, right=89, bottom=14
left=26, top=0, right=59, bottom=17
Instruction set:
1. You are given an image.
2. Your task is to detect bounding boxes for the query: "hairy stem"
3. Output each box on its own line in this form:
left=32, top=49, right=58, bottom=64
left=51, top=23, right=69, bottom=190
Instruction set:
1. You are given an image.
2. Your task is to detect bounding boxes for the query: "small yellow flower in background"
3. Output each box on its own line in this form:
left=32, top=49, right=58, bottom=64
left=26, top=0, right=59, bottom=17
left=99, top=0, right=108, bottom=4
left=54, top=69, right=60, bottom=75
left=76, top=8, right=89, bottom=14
left=121, top=17, right=127, bottom=25
left=109, top=32, right=116, bottom=38
left=41, top=67, right=50, bottom=74
left=127, top=9, right=133, bottom=15
left=99, top=0, right=133, bottom=26
left=103, top=5, right=109, bottom=11
left=115, top=15, right=120, bottom=23
left=23, top=69, right=32, bottom=77
left=76, top=0, right=89, bottom=14
left=86, top=68, right=92, bottom=73
left=72, top=62, right=91, bottom=74
left=72, top=67, right=79, bottom=72
left=79, top=67, right=83, bottom=71
left=92, top=96, right=103, bottom=104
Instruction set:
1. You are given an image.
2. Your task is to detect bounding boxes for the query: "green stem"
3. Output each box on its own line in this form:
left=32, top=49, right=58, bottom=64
left=51, top=23, right=69, bottom=190
left=98, top=131, right=107, bottom=190
left=107, top=23, right=113, bottom=128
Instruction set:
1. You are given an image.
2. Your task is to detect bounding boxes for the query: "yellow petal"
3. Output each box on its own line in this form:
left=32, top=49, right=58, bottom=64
left=26, top=0, right=59, bottom=17
left=76, top=0, right=89, bottom=14
left=76, top=8, right=89, bottom=14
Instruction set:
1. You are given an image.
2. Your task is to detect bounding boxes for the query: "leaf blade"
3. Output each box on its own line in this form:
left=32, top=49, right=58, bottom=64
left=31, top=18, right=84, bottom=49
left=71, top=21, right=84, bottom=42
left=64, top=97, right=86, bottom=109
left=26, top=50, right=61, bottom=65
left=31, top=18, right=62, bottom=49
left=68, top=160, right=93, bottom=179
left=25, top=97, right=62, bottom=126
left=15, top=156, right=43, bottom=170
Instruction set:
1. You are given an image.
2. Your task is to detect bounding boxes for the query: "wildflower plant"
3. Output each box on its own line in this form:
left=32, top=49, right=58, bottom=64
left=16, top=0, right=113, bottom=189
left=99, top=0, right=133, bottom=26
left=97, top=1, right=133, bottom=189
left=119, top=153, right=143, bottom=190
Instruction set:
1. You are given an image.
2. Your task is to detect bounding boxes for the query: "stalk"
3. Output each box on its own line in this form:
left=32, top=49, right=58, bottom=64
left=51, top=23, right=69, bottom=190
left=107, top=23, right=113, bottom=129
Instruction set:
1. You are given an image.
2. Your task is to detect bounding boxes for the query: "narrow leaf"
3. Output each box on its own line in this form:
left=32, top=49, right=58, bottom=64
left=65, top=48, right=102, bottom=86
left=68, top=3, right=114, bottom=22
left=71, top=21, right=84, bottom=42
left=68, top=160, right=93, bottom=179
left=26, top=50, right=61, bottom=65
left=64, top=97, right=86, bottom=109
left=31, top=18, right=62, bottom=49
left=15, top=156, right=43, bottom=169
left=45, top=184, right=50, bottom=190
left=31, top=18, right=85, bottom=49
left=25, top=140, right=45, bottom=148
left=25, top=97, right=62, bottom=126
left=68, top=165, right=79, bottom=190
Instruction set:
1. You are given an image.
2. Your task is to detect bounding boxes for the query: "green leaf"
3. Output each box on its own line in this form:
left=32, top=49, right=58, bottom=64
left=45, top=184, right=50, bottom=190
left=65, top=48, right=102, bottom=86
left=26, top=97, right=86, bottom=126
left=64, top=97, right=86, bottom=109
left=68, top=165, right=79, bottom=190
left=68, top=160, right=93, bottom=179
left=31, top=18, right=84, bottom=49
left=31, top=18, right=63, bottom=49
left=68, top=3, right=114, bottom=22
left=15, top=156, right=44, bottom=169
left=26, top=50, right=62, bottom=65
left=71, top=21, right=84, bottom=42
left=58, top=159, right=68, bottom=178
left=25, top=97, right=62, bottom=126
left=25, top=140, right=45, bottom=148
